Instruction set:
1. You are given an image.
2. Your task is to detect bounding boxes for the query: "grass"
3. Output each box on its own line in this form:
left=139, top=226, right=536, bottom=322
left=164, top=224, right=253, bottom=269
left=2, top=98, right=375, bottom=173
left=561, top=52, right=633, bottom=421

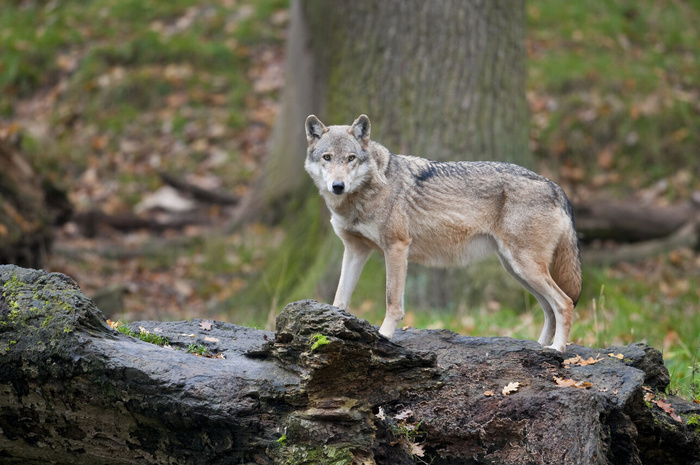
left=186, top=343, right=209, bottom=356
left=113, top=321, right=170, bottom=347
left=2, top=0, right=287, bottom=206
left=528, top=0, right=700, bottom=190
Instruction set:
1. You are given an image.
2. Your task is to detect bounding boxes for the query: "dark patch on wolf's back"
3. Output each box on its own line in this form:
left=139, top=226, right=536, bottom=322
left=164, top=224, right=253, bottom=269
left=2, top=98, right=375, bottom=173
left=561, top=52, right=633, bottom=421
left=412, top=161, right=470, bottom=183
left=411, top=160, right=545, bottom=186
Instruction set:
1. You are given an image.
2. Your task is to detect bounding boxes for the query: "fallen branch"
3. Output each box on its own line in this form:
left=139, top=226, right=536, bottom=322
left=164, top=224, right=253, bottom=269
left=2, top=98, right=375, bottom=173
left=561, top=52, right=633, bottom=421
left=574, top=197, right=700, bottom=242
left=72, top=209, right=211, bottom=237
left=582, top=221, right=699, bottom=266
left=158, top=171, right=239, bottom=206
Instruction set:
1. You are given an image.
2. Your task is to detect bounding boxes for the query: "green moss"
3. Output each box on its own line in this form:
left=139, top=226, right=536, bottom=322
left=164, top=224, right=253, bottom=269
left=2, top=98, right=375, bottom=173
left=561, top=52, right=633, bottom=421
left=1, top=269, right=84, bottom=342
left=687, top=414, right=700, bottom=427
left=309, top=334, right=330, bottom=351
left=276, top=434, right=287, bottom=446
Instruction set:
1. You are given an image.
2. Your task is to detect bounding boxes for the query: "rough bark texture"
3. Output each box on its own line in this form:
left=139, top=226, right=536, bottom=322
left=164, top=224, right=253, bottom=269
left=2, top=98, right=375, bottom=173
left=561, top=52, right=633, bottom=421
left=234, top=0, right=532, bottom=312
left=241, top=0, right=529, bottom=222
left=1, top=265, right=699, bottom=465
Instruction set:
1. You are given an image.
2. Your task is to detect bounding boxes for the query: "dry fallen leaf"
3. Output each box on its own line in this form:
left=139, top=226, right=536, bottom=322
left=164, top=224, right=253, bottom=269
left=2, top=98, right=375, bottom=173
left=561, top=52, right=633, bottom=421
left=394, top=409, right=413, bottom=421
left=553, top=376, right=592, bottom=389
left=656, top=399, right=683, bottom=423
left=644, top=392, right=655, bottom=402
left=608, top=353, right=624, bottom=359
left=563, top=355, right=603, bottom=366
left=502, top=382, right=521, bottom=396
left=199, top=320, right=213, bottom=331
left=410, top=442, right=426, bottom=457
left=554, top=376, right=577, bottom=387
left=204, top=336, right=220, bottom=343
left=484, top=390, right=495, bottom=397
left=375, top=407, right=387, bottom=421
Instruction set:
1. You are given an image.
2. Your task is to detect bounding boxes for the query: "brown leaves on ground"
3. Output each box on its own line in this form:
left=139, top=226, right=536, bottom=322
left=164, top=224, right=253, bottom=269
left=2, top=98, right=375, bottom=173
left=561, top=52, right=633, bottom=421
left=553, top=376, right=592, bottom=389
left=563, top=355, right=604, bottom=366
left=554, top=353, right=605, bottom=389
left=642, top=386, right=683, bottom=423
left=199, top=320, right=212, bottom=331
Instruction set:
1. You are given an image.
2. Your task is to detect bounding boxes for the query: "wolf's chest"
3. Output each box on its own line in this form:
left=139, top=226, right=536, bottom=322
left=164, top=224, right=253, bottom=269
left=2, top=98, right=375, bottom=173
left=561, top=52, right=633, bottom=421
left=330, top=213, right=383, bottom=248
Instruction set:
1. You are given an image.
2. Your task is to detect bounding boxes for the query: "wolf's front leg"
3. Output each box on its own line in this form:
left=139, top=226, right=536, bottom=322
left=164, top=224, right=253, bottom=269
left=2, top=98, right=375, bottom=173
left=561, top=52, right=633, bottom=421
left=379, top=239, right=411, bottom=338
left=333, top=238, right=372, bottom=310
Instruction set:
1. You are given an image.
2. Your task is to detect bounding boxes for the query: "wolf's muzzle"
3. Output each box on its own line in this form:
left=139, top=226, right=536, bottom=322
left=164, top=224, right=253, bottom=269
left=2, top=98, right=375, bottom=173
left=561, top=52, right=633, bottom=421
left=332, top=181, right=345, bottom=195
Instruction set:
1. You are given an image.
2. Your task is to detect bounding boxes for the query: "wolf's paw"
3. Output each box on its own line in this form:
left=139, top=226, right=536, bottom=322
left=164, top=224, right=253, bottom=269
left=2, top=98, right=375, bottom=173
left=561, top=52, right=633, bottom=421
left=544, top=344, right=566, bottom=353
left=378, top=323, right=396, bottom=339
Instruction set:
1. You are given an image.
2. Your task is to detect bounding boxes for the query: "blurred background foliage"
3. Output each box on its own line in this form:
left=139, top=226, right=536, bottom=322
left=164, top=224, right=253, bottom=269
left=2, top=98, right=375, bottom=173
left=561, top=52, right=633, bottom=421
left=0, top=0, right=697, bottom=399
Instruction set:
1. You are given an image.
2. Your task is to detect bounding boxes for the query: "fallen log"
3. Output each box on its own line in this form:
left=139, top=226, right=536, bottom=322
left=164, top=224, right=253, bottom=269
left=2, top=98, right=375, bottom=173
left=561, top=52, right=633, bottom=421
left=158, top=171, right=240, bottom=206
left=0, top=265, right=698, bottom=464
left=72, top=209, right=211, bottom=237
left=574, top=197, right=700, bottom=243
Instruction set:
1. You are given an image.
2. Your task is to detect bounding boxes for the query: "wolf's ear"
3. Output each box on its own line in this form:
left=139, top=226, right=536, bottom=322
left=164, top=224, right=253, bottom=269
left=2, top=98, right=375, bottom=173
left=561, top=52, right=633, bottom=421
left=349, top=114, right=371, bottom=149
left=305, top=115, right=328, bottom=145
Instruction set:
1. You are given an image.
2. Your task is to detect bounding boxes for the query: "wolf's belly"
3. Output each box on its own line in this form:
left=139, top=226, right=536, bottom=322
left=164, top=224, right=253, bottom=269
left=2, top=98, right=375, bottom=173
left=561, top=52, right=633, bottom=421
left=408, top=234, right=497, bottom=267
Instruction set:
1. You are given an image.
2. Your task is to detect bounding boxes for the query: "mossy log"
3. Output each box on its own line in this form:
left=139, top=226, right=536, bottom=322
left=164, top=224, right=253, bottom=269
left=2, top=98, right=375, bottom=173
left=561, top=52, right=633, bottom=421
left=1, top=265, right=698, bottom=464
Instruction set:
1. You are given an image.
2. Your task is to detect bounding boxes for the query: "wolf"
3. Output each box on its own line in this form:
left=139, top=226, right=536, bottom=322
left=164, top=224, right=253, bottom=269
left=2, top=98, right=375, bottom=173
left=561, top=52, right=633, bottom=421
left=304, top=114, right=581, bottom=352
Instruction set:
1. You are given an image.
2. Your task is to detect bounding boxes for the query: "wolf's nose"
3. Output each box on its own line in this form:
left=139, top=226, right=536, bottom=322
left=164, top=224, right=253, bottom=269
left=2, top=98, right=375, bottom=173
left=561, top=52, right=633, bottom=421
left=332, top=181, right=345, bottom=195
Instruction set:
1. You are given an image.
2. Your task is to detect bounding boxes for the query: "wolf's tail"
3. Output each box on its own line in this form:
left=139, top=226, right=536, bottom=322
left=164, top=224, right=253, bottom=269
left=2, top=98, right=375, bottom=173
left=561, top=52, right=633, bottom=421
left=550, top=219, right=582, bottom=307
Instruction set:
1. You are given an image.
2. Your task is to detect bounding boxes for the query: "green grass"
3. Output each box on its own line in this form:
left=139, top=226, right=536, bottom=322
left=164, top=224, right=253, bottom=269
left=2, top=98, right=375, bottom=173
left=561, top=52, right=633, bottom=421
left=1, top=0, right=287, bottom=206
left=186, top=343, right=209, bottom=356
left=114, top=321, right=170, bottom=346
left=528, top=0, right=700, bottom=189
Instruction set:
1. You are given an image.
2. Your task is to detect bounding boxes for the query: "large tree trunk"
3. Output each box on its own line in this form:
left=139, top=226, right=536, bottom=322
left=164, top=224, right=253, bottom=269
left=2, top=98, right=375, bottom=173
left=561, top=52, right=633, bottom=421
left=239, top=0, right=529, bottom=221
left=1, top=265, right=699, bottom=464
left=236, top=0, right=531, bottom=313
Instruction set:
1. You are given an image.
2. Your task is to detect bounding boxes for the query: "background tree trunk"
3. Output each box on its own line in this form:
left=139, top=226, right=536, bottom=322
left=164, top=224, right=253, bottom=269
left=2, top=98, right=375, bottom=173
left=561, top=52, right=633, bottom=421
left=248, top=0, right=529, bottom=218
left=238, top=0, right=532, bottom=315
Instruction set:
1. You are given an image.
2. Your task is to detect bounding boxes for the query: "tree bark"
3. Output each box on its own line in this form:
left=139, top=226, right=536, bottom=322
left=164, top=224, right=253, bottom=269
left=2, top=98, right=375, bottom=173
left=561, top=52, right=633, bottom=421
left=234, top=0, right=531, bottom=312
left=239, top=0, right=529, bottom=222
left=2, top=265, right=699, bottom=464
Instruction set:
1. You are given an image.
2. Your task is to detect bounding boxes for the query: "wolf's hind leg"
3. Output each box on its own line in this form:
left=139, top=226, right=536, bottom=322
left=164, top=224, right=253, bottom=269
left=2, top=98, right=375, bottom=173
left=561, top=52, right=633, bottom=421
left=499, top=252, right=572, bottom=352
left=498, top=254, right=556, bottom=345
left=379, top=239, right=411, bottom=338
left=333, top=238, right=372, bottom=310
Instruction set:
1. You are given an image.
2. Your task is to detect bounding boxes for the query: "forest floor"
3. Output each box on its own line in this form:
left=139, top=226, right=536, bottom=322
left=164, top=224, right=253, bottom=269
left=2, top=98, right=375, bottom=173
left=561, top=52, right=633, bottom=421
left=1, top=0, right=698, bottom=399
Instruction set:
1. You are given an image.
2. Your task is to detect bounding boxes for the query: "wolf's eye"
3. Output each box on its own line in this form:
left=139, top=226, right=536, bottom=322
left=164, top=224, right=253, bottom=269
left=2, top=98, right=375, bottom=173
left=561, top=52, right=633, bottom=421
left=348, top=154, right=356, bottom=162
left=322, top=154, right=331, bottom=161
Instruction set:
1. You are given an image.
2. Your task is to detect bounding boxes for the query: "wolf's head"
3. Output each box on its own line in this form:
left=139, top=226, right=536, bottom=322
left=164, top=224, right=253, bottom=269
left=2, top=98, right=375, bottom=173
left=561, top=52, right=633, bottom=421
left=304, top=114, right=383, bottom=197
